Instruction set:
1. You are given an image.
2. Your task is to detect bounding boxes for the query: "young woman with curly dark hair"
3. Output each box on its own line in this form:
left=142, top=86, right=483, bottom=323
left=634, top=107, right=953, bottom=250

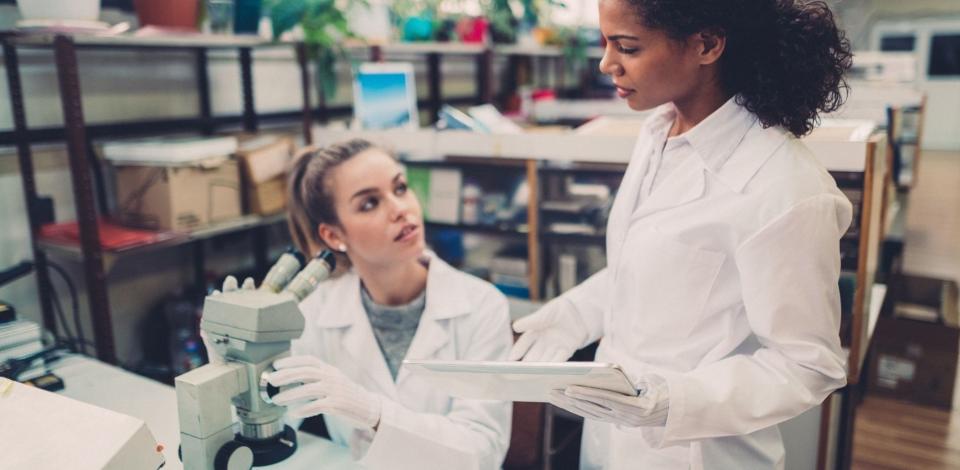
left=510, top=1, right=854, bottom=468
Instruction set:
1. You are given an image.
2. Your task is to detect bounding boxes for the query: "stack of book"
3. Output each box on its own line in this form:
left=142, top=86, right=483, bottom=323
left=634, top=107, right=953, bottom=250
left=0, top=320, right=44, bottom=363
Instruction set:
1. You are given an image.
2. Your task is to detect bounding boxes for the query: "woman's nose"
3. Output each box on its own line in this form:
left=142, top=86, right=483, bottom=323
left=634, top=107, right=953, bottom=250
left=388, top=195, right=410, bottom=220
left=598, top=48, right=622, bottom=77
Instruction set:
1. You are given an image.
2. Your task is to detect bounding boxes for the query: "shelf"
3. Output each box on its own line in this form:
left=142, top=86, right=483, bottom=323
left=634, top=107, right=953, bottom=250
left=402, top=157, right=528, bottom=171
left=356, top=42, right=486, bottom=55
left=539, top=161, right=627, bottom=176
left=541, top=231, right=605, bottom=244
left=4, top=31, right=284, bottom=49
left=37, top=213, right=287, bottom=267
left=496, top=44, right=604, bottom=59
left=343, top=42, right=604, bottom=59
left=317, top=127, right=637, bottom=164
left=531, top=99, right=635, bottom=122
left=426, top=221, right=528, bottom=238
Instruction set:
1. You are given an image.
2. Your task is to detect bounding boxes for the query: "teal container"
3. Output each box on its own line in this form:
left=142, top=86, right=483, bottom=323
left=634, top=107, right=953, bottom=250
left=234, top=0, right=261, bottom=34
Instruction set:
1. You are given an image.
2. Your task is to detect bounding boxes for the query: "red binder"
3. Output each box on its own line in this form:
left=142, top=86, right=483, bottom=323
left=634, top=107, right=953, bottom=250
left=38, top=219, right=182, bottom=251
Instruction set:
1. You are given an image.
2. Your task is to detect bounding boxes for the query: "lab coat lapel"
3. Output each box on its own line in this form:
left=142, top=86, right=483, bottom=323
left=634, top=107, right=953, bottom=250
left=395, top=316, right=448, bottom=386
left=338, top=280, right=400, bottom=400
left=607, top=135, right=655, bottom=264
left=629, top=159, right=707, bottom=224
left=396, top=256, right=465, bottom=386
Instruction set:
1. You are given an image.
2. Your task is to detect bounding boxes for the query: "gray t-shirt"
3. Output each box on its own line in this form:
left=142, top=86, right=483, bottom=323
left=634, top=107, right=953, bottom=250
left=360, top=285, right=426, bottom=381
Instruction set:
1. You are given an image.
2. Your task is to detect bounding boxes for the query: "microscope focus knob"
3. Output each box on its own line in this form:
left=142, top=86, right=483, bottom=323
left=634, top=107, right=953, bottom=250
left=215, top=441, right=254, bottom=470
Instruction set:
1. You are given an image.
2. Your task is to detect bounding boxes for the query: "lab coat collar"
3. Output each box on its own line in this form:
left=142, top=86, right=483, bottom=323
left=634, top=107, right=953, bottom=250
left=420, top=252, right=473, bottom=321
left=322, top=274, right=399, bottom=398
left=311, top=252, right=468, bottom=390
left=311, top=251, right=468, bottom=328
left=655, top=96, right=786, bottom=193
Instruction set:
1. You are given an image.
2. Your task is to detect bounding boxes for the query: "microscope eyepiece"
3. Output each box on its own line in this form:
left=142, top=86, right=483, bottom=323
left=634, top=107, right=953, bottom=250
left=316, top=249, right=336, bottom=272
left=258, top=249, right=305, bottom=294
left=281, top=249, right=336, bottom=302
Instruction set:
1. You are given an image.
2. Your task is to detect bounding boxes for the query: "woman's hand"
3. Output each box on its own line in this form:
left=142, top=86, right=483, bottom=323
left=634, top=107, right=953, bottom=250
left=265, top=355, right=382, bottom=429
left=509, top=297, right=588, bottom=362
left=548, top=378, right=670, bottom=428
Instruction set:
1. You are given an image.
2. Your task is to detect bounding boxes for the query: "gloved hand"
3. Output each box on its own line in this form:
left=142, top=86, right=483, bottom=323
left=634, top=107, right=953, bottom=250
left=509, top=297, right=589, bottom=362
left=201, top=275, right=256, bottom=365
left=265, top=355, right=382, bottom=429
left=548, top=377, right=670, bottom=427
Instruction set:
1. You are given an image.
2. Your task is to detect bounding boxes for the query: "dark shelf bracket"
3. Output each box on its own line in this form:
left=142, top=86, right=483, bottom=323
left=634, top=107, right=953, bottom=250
left=3, top=41, right=58, bottom=337
left=54, top=35, right=116, bottom=363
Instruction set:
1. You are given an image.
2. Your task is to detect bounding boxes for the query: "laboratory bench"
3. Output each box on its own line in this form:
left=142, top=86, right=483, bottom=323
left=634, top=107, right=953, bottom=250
left=35, top=354, right=360, bottom=469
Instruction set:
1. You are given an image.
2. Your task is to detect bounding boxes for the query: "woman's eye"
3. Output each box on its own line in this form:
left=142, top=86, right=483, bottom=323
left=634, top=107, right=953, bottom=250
left=395, top=183, right=408, bottom=195
left=617, top=44, right=638, bottom=54
left=360, top=197, right=378, bottom=212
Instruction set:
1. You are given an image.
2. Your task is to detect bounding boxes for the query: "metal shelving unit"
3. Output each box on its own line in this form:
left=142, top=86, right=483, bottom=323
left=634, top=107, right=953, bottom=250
left=1, top=32, right=319, bottom=363
left=2, top=33, right=589, bottom=363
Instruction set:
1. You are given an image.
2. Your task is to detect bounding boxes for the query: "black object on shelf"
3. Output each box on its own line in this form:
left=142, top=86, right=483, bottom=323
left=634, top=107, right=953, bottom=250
left=425, top=221, right=528, bottom=238
left=0, top=261, right=33, bottom=324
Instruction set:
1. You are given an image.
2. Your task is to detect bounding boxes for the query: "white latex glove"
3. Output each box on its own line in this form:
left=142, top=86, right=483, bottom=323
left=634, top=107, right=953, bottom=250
left=201, top=275, right=255, bottom=365
left=266, top=355, right=382, bottom=429
left=509, top=297, right=589, bottom=362
left=548, top=378, right=670, bottom=427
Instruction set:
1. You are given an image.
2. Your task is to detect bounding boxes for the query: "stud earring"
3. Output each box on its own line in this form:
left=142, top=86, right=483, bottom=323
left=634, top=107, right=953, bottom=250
left=338, top=244, right=347, bottom=253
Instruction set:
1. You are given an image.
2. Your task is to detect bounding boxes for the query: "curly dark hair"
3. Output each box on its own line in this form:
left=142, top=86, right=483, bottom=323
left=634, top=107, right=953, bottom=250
left=625, top=0, right=852, bottom=137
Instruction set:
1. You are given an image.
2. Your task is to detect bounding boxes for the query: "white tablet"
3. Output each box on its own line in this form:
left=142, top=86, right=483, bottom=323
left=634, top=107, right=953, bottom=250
left=402, top=360, right=638, bottom=403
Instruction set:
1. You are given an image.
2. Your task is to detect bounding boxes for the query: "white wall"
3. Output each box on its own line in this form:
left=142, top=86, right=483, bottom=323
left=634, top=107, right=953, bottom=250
left=830, top=0, right=960, bottom=151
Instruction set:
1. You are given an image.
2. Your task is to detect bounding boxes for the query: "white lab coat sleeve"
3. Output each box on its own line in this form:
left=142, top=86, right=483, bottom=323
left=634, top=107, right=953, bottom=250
left=660, top=193, right=851, bottom=444
left=558, top=267, right=609, bottom=346
left=359, top=290, right=513, bottom=470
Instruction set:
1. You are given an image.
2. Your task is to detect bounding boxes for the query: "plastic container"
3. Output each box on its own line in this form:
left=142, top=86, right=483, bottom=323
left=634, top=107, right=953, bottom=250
left=233, top=0, right=261, bottom=34
left=17, top=0, right=101, bottom=21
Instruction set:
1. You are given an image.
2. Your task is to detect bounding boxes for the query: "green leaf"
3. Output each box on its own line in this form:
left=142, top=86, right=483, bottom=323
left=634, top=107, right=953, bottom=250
left=268, top=0, right=306, bottom=39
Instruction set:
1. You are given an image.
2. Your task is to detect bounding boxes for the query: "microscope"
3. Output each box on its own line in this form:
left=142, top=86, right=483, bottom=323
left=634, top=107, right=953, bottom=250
left=175, top=250, right=336, bottom=470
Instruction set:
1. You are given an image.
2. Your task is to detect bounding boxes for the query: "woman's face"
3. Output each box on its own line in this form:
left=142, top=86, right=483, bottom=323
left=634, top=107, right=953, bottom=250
left=319, top=148, right=425, bottom=268
left=597, top=0, right=708, bottom=111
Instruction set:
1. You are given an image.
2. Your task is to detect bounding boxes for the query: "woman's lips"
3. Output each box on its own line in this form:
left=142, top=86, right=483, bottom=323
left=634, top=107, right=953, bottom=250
left=615, top=86, right=635, bottom=98
left=394, top=224, right=419, bottom=242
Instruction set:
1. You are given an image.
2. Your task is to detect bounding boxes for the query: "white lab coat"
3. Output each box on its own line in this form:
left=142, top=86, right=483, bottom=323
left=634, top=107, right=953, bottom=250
left=558, top=98, right=852, bottom=469
left=291, top=253, right=513, bottom=470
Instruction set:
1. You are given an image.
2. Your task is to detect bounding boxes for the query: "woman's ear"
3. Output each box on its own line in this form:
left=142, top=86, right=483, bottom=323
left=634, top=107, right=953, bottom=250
left=317, top=223, right=346, bottom=253
left=696, top=29, right=726, bottom=65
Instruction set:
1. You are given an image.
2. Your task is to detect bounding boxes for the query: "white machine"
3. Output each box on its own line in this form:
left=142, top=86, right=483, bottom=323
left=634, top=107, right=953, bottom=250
left=175, top=250, right=336, bottom=470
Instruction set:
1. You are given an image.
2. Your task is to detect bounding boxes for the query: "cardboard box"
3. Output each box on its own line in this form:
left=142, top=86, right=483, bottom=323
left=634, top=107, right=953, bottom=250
left=114, top=158, right=242, bottom=232
left=234, top=135, right=294, bottom=215
left=868, top=275, right=960, bottom=409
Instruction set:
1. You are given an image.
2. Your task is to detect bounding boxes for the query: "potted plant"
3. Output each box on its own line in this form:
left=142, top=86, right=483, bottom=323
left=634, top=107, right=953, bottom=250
left=134, top=0, right=200, bottom=31
left=390, top=0, right=443, bottom=42
left=267, top=0, right=363, bottom=99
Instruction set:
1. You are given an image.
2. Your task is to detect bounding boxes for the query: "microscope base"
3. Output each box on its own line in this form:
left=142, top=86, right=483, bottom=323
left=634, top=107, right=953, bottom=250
left=236, top=425, right=298, bottom=467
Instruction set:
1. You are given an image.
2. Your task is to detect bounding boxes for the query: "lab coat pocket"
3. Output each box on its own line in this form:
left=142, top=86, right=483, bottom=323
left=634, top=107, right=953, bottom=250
left=617, top=228, right=725, bottom=339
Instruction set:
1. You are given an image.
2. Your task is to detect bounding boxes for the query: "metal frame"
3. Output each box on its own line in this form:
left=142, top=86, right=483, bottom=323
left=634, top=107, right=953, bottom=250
left=1, top=33, right=317, bottom=364
left=3, top=41, right=57, bottom=337
left=53, top=35, right=114, bottom=362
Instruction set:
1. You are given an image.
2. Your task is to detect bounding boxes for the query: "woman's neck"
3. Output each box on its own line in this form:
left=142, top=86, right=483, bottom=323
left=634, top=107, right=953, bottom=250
left=670, top=82, right=732, bottom=137
left=354, top=258, right=428, bottom=306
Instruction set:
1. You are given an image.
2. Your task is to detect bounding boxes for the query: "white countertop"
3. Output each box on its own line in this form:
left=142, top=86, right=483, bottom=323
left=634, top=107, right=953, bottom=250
left=49, top=355, right=361, bottom=469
